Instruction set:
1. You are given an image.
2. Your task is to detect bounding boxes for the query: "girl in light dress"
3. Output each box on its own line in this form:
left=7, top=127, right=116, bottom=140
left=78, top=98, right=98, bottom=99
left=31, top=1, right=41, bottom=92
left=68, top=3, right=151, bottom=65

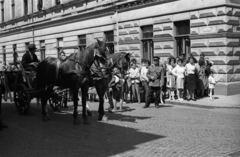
left=166, top=58, right=176, bottom=100
left=172, top=59, right=185, bottom=101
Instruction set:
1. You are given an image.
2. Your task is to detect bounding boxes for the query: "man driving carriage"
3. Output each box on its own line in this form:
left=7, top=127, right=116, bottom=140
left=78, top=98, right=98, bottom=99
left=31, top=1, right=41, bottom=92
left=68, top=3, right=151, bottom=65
left=22, top=44, right=39, bottom=71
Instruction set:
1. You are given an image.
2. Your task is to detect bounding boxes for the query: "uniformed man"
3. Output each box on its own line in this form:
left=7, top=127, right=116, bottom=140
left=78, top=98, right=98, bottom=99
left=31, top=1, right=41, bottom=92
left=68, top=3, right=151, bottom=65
left=22, top=44, right=39, bottom=70
left=143, top=56, right=165, bottom=108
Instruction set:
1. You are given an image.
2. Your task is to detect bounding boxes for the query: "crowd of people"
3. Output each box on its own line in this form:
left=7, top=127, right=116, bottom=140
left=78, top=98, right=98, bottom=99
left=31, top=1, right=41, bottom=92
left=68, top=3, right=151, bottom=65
left=106, top=53, right=217, bottom=112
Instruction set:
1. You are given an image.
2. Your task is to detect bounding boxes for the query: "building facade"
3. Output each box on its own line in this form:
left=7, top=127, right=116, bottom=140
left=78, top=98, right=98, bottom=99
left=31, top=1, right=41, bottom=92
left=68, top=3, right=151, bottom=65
left=0, top=0, right=240, bottom=95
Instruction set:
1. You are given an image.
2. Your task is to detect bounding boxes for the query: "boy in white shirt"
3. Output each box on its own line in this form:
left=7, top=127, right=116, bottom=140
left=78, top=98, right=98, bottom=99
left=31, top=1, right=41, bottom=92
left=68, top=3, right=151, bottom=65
left=208, top=71, right=217, bottom=100
left=140, top=59, right=150, bottom=102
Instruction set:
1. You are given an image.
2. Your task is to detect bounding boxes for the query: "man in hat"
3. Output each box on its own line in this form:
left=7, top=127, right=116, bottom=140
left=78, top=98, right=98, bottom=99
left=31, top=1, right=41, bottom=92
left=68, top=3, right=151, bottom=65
left=143, top=56, right=165, bottom=108
left=22, top=44, right=39, bottom=70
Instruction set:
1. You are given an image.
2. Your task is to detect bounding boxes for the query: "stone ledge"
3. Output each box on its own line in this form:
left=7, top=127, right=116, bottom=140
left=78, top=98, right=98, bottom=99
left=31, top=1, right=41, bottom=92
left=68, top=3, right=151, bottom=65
left=215, top=82, right=240, bottom=95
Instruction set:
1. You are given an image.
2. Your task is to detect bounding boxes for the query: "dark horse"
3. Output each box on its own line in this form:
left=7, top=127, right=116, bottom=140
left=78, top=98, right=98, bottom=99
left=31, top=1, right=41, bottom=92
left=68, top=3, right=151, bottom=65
left=89, top=51, right=131, bottom=120
left=36, top=40, right=110, bottom=124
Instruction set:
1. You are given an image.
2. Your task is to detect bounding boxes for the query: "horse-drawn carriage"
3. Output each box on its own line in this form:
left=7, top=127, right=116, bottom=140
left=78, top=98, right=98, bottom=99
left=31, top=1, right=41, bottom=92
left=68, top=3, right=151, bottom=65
left=1, top=40, right=130, bottom=124
left=0, top=62, right=69, bottom=115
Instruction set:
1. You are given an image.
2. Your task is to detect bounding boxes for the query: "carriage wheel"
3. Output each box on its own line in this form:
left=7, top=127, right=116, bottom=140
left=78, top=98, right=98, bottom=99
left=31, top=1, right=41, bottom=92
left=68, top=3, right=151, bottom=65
left=49, top=92, right=63, bottom=111
left=14, top=83, right=30, bottom=115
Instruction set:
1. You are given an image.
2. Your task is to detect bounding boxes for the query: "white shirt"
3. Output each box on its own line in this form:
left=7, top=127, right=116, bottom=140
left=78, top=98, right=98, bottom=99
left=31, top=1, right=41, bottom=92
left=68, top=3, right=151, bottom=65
left=140, top=66, right=149, bottom=82
left=172, top=65, right=185, bottom=79
left=185, top=63, right=196, bottom=75
left=129, top=67, right=140, bottom=83
left=208, top=75, right=216, bottom=88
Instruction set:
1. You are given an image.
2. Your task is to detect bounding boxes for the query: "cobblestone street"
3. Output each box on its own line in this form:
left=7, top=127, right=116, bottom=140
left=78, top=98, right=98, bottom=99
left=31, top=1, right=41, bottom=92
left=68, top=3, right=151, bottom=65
left=0, top=101, right=240, bottom=157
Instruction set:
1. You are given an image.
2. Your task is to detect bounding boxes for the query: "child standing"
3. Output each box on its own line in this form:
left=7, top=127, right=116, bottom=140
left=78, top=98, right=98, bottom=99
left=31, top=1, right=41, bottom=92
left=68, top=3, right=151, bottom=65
left=108, top=67, right=124, bottom=112
left=208, top=71, right=217, bottom=100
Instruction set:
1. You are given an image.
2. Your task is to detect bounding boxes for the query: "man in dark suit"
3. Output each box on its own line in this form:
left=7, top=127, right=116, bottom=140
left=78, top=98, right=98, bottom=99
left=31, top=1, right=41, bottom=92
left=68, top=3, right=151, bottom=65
left=143, top=56, right=165, bottom=108
left=22, top=44, right=39, bottom=70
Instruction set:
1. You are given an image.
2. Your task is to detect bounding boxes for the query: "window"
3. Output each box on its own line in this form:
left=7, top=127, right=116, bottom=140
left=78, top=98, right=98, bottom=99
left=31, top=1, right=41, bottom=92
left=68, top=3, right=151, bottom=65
left=13, top=44, right=17, bottom=63
left=78, top=35, right=86, bottom=51
left=2, top=46, right=6, bottom=63
left=25, top=42, right=29, bottom=51
left=23, top=0, right=28, bottom=16
left=11, top=0, right=15, bottom=19
left=174, top=20, right=190, bottom=59
left=56, top=0, right=61, bottom=5
left=37, top=0, right=43, bottom=11
left=174, top=20, right=190, bottom=36
left=1, top=1, right=4, bottom=22
left=141, top=25, right=154, bottom=63
left=104, top=31, right=114, bottom=54
left=57, top=38, right=63, bottom=57
left=40, top=40, right=45, bottom=60
left=142, top=25, right=153, bottom=39
left=13, top=44, right=17, bottom=52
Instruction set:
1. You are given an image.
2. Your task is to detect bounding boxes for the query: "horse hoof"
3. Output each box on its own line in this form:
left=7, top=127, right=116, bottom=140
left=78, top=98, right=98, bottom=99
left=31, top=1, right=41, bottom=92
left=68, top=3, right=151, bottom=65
left=83, top=119, right=91, bottom=125
left=102, top=115, right=108, bottom=121
left=73, top=119, right=81, bottom=125
left=86, top=110, right=93, bottom=117
left=98, top=115, right=108, bottom=121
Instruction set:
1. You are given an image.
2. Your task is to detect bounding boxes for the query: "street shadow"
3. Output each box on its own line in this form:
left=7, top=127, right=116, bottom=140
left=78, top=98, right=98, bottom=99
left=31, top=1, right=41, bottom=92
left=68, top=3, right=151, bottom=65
left=104, top=111, right=151, bottom=123
left=121, top=106, right=136, bottom=112
left=1, top=103, right=166, bottom=157
left=158, top=104, right=174, bottom=108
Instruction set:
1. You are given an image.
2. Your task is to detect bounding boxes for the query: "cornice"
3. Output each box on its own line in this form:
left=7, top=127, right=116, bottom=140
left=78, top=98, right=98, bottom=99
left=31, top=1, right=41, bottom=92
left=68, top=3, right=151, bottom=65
left=190, top=32, right=240, bottom=40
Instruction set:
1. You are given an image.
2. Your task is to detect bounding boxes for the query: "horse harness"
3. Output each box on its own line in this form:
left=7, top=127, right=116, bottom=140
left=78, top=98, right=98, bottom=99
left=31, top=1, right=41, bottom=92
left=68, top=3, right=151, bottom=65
left=55, top=48, right=106, bottom=81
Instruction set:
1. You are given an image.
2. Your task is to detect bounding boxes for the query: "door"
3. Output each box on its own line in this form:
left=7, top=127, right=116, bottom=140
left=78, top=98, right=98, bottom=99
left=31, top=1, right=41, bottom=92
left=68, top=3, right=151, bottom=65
left=142, top=40, right=154, bottom=63
left=176, top=37, right=190, bottom=60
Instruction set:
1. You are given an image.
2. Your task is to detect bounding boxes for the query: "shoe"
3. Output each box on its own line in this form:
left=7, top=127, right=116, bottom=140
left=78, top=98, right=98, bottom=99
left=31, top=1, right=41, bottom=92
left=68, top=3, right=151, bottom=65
left=155, top=105, right=160, bottom=108
left=143, top=106, right=148, bottom=108
left=180, top=98, right=184, bottom=101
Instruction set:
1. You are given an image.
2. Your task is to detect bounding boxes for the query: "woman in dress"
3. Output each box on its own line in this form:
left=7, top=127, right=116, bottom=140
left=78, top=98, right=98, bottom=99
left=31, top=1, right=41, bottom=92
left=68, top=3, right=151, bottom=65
left=185, top=57, right=198, bottom=100
left=166, top=57, right=176, bottom=100
left=172, top=59, right=185, bottom=101
left=197, top=57, right=208, bottom=98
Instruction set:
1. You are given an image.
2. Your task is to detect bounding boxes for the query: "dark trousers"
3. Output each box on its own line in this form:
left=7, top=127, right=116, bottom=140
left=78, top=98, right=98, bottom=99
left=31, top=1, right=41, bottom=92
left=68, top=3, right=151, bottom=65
left=142, top=81, right=149, bottom=102
left=106, top=90, right=113, bottom=109
left=145, top=86, right=160, bottom=107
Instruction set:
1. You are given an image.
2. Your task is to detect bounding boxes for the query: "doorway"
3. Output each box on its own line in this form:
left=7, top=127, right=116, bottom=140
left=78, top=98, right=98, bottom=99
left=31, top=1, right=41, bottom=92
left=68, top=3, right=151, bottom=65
left=142, top=40, right=154, bottom=63
left=176, top=36, right=190, bottom=60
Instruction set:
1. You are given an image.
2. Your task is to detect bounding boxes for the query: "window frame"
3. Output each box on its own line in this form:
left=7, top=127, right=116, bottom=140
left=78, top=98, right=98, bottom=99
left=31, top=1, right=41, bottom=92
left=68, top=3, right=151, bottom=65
left=78, top=35, right=86, bottom=51
left=142, top=25, right=153, bottom=40
left=56, top=0, right=61, bottom=5
left=57, top=38, right=63, bottom=58
left=104, top=31, right=114, bottom=54
left=141, top=25, right=154, bottom=63
left=23, top=0, right=28, bottom=16
left=11, top=0, right=15, bottom=19
left=40, top=40, right=45, bottom=60
left=2, top=46, right=6, bottom=63
left=1, top=1, right=4, bottom=23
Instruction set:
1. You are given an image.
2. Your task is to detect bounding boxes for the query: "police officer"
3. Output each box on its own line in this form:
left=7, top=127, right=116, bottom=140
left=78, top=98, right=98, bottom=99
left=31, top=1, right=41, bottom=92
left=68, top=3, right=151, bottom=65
left=143, top=56, right=165, bottom=108
left=22, top=44, right=39, bottom=70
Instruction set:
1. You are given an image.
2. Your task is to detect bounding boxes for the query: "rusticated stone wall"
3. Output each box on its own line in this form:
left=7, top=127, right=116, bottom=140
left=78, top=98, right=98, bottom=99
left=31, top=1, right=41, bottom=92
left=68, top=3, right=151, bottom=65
left=190, top=7, right=240, bottom=91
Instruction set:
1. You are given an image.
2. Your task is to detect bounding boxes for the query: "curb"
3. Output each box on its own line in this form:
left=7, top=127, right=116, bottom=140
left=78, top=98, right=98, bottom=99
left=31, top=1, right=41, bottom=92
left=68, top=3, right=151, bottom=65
left=165, top=100, right=240, bottom=109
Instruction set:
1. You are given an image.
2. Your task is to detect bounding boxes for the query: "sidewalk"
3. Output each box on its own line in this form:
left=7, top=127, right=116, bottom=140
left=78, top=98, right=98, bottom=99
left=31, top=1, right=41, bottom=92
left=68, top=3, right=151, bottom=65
left=165, top=94, right=240, bottom=109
